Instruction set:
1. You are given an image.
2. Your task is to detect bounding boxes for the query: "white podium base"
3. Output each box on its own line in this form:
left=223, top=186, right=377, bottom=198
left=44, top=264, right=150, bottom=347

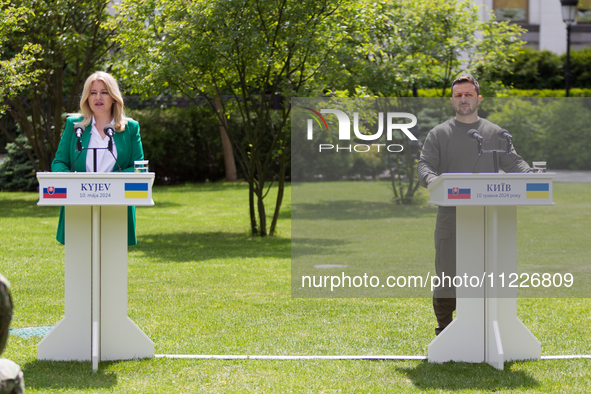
left=428, top=206, right=540, bottom=369
left=38, top=206, right=154, bottom=366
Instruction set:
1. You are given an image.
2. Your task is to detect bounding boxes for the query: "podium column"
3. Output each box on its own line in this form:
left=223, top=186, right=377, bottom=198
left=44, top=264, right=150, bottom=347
left=38, top=205, right=154, bottom=368
left=428, top=206, right=485, bottom=363
left=428, top=205, right=541, bottom=369
left=484, top=206, right=540, bottom=369
left=38, top=206, right=93, bottom=361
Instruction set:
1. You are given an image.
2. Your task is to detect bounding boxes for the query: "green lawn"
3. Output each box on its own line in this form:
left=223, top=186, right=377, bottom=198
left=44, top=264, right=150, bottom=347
left=0, top=182, right=589, bottom=393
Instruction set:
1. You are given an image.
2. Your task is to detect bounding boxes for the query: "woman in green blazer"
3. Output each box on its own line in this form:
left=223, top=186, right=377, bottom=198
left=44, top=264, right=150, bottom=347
left=52, top=71, right=144, bottom=245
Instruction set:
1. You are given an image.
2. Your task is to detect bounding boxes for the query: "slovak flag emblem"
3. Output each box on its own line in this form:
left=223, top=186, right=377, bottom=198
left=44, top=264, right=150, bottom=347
left=43, top=186, right=67, bottom=199
left=447, top=187, right=470, bottom=199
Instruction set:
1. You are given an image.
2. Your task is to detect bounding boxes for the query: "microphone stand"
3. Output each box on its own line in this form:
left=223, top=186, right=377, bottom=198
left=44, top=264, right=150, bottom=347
left=71, top=133, right=84, bottom=172
left=77, top=147, right=121, bottom=172
left=71, top=124, right=122, bottom=172
left=87, top=147, right=111, bottom=172
left=470, top=132, right=513, bottom=174
left=103, top=124, right=122, bottom=172
left=478, top=142, right=512, bottom=173
left=71, top=147, right=84, bottom=172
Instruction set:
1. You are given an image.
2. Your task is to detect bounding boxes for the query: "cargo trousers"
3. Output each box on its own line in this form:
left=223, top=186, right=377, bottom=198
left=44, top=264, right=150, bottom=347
left=433, top=206, right=457, bottom=335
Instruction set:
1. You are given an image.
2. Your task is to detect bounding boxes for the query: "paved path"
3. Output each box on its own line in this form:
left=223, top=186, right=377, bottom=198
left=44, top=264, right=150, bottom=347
left=552, top=170, right=591, bottom=183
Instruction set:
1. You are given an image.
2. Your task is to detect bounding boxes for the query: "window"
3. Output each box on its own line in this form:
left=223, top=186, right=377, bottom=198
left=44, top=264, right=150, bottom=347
left=579, top=0, right=591, bottom=23
left=493, top=0, right=528, bottom=23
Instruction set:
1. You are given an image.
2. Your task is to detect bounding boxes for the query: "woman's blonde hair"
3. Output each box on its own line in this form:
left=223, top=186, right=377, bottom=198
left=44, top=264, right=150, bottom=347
left=78, top=71, right=128, bottom=132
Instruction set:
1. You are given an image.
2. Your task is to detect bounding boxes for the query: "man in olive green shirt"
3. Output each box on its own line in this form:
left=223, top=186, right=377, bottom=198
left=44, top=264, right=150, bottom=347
left=417, top=76, right=531, bottom=335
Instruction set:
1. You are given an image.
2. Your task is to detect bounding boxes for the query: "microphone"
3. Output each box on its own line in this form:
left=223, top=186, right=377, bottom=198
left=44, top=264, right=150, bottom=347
left=467, top=129, right=483, bottom=156
left=497, top=129, right=513, bottom=140
left=74, top=123, right=84, bottom=138
left=103, top=123, right=122, bottom=171
left=467, top=129, right=483, bottom=142
left=104, top=124, right=115, bottom=153
left=74, top=123, right=84, bottom=153
left=104, top=124, right=115, bottom=137
left=497, top=129, right=513, bottom=154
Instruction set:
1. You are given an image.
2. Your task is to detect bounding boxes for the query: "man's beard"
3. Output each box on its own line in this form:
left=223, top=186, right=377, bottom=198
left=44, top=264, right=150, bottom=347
left=454, top=102, right=477, bottom=116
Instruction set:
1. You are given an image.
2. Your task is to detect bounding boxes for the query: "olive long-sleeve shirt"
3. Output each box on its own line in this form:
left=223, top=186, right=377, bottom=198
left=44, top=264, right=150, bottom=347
left=417, top=118, right=532, bottom=188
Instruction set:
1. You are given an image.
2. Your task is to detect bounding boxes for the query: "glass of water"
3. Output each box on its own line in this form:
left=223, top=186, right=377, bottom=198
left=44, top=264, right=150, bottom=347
left=134, top=160, right=149, bottom=173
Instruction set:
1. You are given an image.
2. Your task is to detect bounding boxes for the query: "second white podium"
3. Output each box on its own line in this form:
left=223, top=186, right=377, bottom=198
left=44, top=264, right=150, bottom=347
left=427, top=173, right=554, bottom=370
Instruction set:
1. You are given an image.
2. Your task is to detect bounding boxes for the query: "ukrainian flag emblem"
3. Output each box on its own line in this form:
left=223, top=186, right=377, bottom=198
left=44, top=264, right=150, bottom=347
left=526, top=183, right=549, bottom=199
left=125, top=182, right=149, bottom=199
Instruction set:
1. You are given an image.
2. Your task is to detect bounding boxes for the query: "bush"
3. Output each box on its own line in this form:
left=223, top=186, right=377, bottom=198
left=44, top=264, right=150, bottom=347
left=487, top=98, right=591, bottom=170
left=543, top=100, right=591, bottom=170
left=0, top=134, right=38, bottom=191
left=489, top=47, right=591, bottom=90
left=417, top=88, right=591, bottom=97
left=498, top=88, right=591, bottom=97
left=567, top=47, right=591, bottom=88
left=505, top=49, right=563, bottom=89
left=127, top=106, right=228, bottom=185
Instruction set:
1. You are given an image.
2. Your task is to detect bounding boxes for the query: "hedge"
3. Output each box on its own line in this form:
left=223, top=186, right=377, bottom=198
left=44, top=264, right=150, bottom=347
left=416, top=88, right=591, bottom=97
left=127, top=106, right=228, bottom=185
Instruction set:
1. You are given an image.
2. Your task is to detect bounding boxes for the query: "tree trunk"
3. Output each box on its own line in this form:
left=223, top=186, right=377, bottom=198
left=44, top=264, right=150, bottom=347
left=213, top=98, right=238, bottom=182
left=269, top=150, right=286, bottom=236
left=248, top=163, right=258, bottom=235
left=257, top=187, right=267, bottom=237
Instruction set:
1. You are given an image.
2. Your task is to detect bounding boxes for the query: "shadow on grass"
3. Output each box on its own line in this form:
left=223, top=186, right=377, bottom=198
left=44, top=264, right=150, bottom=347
left=397, top=360, right=539, bottom=391
left=291, top=237, right=350, bottom=257
left=0, top=198, right=60, bottom=218
left=153, top=182, right=250, bottom=193
left=278, top=207, right=291, bottom=220
left=292, top=200, right=437, bottom=221
left=22, top=360, right=117, bottom=389
left=137, top=200, right=183, bottom=210
left=136, top=231, right=291, bottom=262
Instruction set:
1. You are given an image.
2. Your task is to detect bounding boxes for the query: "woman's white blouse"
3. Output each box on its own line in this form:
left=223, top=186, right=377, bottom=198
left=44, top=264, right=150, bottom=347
left=85, top=117, right=118, bottom=173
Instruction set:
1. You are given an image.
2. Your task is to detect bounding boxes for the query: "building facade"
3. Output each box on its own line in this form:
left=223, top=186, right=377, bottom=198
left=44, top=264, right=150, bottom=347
left=476, top=0, right=591, bottom=53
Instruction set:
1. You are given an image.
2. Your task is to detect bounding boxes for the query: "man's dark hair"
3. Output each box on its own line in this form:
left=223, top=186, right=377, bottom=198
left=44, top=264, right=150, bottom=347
left=451, top=76, right=480, bottom=96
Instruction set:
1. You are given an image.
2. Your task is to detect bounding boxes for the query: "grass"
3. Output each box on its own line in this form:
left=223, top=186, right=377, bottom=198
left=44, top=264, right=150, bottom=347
left=0, top=181, right=589, bottom=393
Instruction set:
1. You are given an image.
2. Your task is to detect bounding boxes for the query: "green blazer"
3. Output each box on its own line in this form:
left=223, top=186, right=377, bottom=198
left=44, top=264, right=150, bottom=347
left=52, top=116, right=144, bottom=246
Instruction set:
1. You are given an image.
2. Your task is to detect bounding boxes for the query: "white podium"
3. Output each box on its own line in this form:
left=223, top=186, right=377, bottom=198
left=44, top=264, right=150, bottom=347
left=36, top=172, right=156, bottom=370
left=427, top=173, right=554, bottom=370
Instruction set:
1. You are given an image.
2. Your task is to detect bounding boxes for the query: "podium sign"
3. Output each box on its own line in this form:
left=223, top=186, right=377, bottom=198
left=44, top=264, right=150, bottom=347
left=428, top=173, right=553, bottom=206
left=427, top=173, right=554, bottom=370
left=36, top=172, right=155, bottom=371
left=38, top=172, right=154, bottom=206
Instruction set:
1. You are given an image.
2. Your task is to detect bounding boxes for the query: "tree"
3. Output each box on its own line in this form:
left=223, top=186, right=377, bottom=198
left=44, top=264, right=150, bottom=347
left=111, top=0, right=350, bottom=236
left=334, top=0, right=524, bottom=97
left=2, top=0, right=116, bottom=172
left=0, top=0, right=41, bottom=161
left=326, top=0, right=525, bottom=203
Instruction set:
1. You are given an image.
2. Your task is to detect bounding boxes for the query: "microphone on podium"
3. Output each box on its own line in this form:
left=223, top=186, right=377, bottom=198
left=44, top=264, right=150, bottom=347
left=467, top=129, right=483, bottom=142
left=497, top=129, right=513, bottom=141
left=103, top=124, right=122, bottom=171
left=468, top=129, right=483, bottom=155
left=104, top=124, right=115, bottom=149
left=497, top=129, right=513, bottom=154
left=74, top=123, right=84, bottom=153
